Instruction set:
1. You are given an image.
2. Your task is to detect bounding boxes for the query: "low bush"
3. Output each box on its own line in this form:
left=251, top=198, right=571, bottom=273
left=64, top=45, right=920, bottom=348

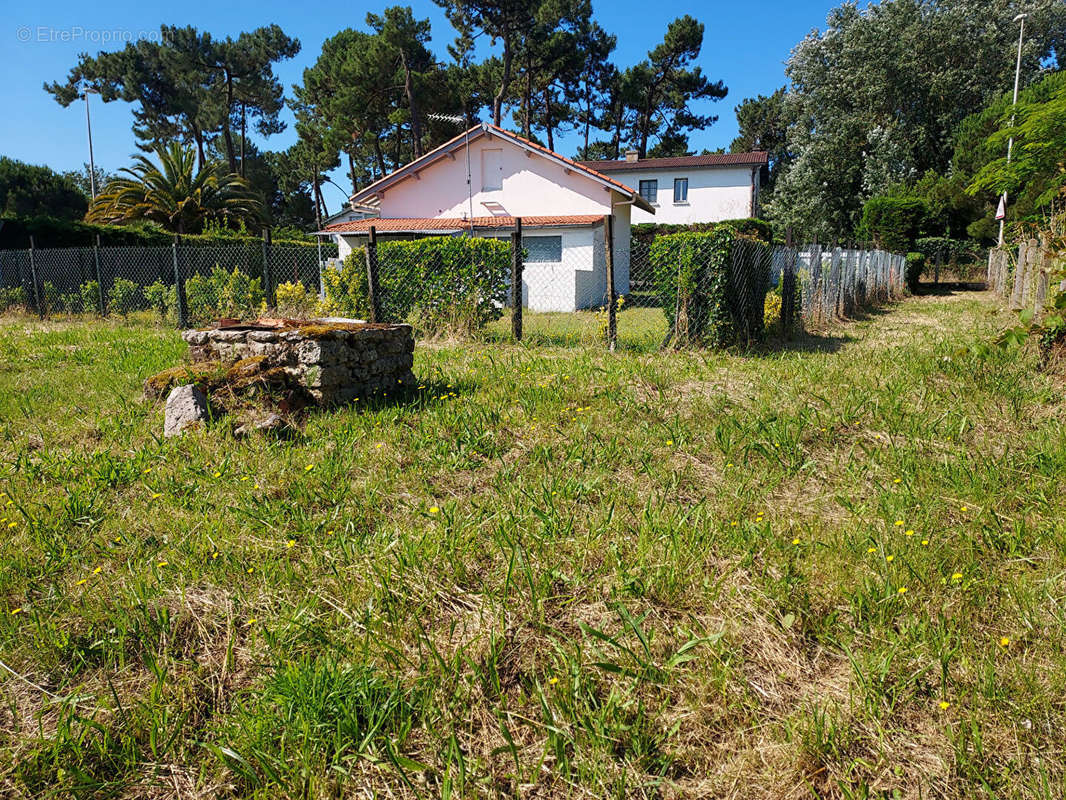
left=108, top=278, right=143, bottom=316
left=145, top=280, right=177, bottom=322
left=79, top=280, right=102, bottom=314
left=651, top=226, right=771, bottom=348
left=905, top=252, right=926, bottom=293
left=856, top=196, right=929, bottom=252
left=185, top=266, right=265, bottom=325
left=321, top=237, right=509, bottom=336
left=274, top=281, right=319, bottom=319
left=632, top=218, right=773, bottom=246
left=0, top=286, right=27, bottom=312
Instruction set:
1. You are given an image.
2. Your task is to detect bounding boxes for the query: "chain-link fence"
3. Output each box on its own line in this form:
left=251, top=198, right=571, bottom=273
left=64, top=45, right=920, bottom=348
left=0, top=239, right=338, bottom=324
left=0, top=227, right=904, bottom=350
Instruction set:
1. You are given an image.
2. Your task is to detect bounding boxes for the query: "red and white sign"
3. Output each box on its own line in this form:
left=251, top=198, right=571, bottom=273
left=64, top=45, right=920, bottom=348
left=995, top=193, right=1007, bottom=220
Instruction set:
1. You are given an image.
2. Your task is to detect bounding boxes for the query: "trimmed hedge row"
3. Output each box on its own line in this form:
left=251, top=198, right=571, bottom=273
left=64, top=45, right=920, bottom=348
left=632, top=217, right=774, bottom=246
left=651, top=226, right=772, bottom=348
left=322, top=236, right=510, bottom=337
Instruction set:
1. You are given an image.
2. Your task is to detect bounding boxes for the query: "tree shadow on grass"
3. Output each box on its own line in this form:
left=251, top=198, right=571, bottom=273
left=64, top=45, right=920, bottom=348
left=914, top=281, right=988, bottom=295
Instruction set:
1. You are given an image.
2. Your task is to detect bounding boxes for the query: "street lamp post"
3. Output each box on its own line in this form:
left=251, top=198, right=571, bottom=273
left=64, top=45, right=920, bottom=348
left=83, top=88, right=99, bottom=200
left=997, top=12, right=1027, bottom=246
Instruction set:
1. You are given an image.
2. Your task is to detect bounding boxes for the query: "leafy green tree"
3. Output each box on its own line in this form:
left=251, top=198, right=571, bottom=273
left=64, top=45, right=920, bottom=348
left=621, top=16, right=727, bottom=158
left=968, top=71, right=1066, bottom=222
left=730, top=87, right=790, bottom=196
left=0, top=157, right=88, bottom=220
left=772, top=0, right=1066, bottom=241
left=86, top=143, right=263, bottom=234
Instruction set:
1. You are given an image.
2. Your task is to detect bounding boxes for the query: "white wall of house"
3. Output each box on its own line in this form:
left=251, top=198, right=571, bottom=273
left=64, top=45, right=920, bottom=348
left=623, top=166, right=758, bottom=224
left=377, top=134, right=616, bottom=219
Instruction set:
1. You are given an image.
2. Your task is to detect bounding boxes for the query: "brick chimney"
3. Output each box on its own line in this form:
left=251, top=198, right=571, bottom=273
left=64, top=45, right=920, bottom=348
left=624, top=149, right=639, bottom=163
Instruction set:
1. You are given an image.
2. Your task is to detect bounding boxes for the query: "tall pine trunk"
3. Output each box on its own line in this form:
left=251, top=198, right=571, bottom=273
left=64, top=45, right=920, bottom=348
left=221, top=73, right=238, bottom=174
left=401, top=52, right=423, bottom=158
left=493, top=36, right=513, bottom=127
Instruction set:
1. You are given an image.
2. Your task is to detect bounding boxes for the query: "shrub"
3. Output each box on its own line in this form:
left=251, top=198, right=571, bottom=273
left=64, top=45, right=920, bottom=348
left=184, top=266, right=265, bottom=325
left=856, top=196, right=929, bottom=252
left=651, top=226, right=771, bottom=348
left=763, top=290, right=783, bottom=333
left=145, top=280, right=176, bottom=322
left=321, top=238, right=509, bottom=336
left=0, top=286, right=27, bottom=312
left=274, top=281, right=318, bottom=318
left=632, top=218, right=773, bottom=246
left=914, top=237, right=982, bottom=265
left=58, top=292, right=83, bottom=314
left=79, top=280, right=102, bottom=314
left=108, top=278, right=142, bottom=315
left=320, top=251, right=370, bottom=319
left=42, top=282, right=60, bottom=314
left=905, top=252, right=926, bottom=293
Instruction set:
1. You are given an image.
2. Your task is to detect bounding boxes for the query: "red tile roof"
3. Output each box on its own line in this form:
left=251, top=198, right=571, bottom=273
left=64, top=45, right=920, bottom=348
left=576, top=152, right=769, bottom=172
left=322, top=215, right=605, bottom=234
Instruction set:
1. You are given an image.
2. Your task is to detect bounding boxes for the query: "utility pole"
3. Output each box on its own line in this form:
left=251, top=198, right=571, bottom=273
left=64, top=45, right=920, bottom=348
left=998, top=13, right=1027, bottom=247
left=84, top=88, right=99, bottom=199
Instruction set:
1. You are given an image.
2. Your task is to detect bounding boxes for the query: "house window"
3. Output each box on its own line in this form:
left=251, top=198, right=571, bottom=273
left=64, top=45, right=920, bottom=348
left=523, top=235, right=562, bottom=262
left=673, top=177, right=688, bottom=203
left=481, top=148, right=503, bottom=191
left=639, top=179, right=658, bottom=205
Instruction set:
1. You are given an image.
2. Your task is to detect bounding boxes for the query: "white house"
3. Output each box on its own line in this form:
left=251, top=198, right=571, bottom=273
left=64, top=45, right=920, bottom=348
left=320, top=124, right=654, bottom=312
left=576, top=150, right=769, bottom=225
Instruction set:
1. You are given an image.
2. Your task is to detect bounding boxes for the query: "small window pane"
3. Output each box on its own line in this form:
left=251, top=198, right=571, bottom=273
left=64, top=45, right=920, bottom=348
left=523, top=235, right=562, bottom=262
left=639, top=179, right=658, bottom=204
left=673, top=178, right=688, bottom=203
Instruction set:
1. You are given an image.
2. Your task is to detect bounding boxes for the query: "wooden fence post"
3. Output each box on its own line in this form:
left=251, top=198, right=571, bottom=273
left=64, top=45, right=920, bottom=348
left=604, top=214, right=617, bottom=351
left=365, top=225, right=381, bottom=323
left=510, top=217, right=523, bottom=341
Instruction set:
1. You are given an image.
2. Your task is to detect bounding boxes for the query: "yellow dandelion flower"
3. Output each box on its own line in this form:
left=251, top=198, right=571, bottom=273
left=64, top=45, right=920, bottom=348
left=886, top=555, right=895, bottom=562
left=893, top=478, right=902, bottom=484
left=92, top=566, right=102, bottom=575
left=240, top=476, right=249, bottom=481
left=213, top=471, right=221, bottom=478
left=305, top=464, right=314, bottom=472
left=921, top=539, right=929, bottom=546
left=286, top=539, right=296, bottom=548
left=951, top=572, right=963, bottom=581
left=254, top=484, right=260, bottom=490
left=727, top=462, right=734, bottom=467
left=938, top=701, right=951, bottom=710
left=7, top=522, right=15, bottom=528
left=247, top=618, right=257, bottom=625
left=999, top=636, right=1010, bottom=648
left=666, top=439, right=674, bottom=445
left=113, top=537, right=122, bottom=543
left=375, top=443, right=384, bottom=449
left=867, top=547, right=877, bottom=553
left=143, top=467, right=152, bottom=474
left=548, top=676, right=559, bottom=685
left=76, top=579, right=87, bottom=586
left=151, top=493, right=162, bottom=500
left=246, top=567, right=254, bottom=574
left=730, top=521, right=738, bottom=527
left=157, top=560, right=168, bottom=567
left=961, top=506, right=968, bottom=512
left=894, top=520, right=904, bottom=526
left=792, top=538, right=801, bottom=545
left=905, top=529, right=915, bottom=537
left=429, top=506, right=440, bottom=514
left=212, top=551, right=220, bottom=559
left=10, top=607, right=23, bottom=615
left=897, top=586, right=908, bottom=595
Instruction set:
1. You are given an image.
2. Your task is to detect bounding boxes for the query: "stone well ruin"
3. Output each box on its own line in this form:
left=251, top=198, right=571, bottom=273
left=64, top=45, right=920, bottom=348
left=181, top=321, right=416, bottom=405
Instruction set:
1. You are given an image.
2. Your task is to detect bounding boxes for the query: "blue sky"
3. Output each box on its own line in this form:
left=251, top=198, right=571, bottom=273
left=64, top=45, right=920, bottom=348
left=1, top=0, right=838, bottom=214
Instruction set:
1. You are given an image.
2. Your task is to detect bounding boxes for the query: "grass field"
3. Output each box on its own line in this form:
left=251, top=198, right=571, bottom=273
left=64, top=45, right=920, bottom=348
left=1, top=291, right=1064, bottom=798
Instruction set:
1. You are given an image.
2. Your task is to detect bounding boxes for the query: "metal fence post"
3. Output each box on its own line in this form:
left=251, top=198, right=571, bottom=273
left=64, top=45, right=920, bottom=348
left=510, top=216, right=523, bottom=341
left=27, top=236, right=43, bottom=319
left=604, top=213, right=616, bottom=351
left=172, top=238, right=188, bottom=329
left=261, top=228, right=275, bottom=308
left=93, top=235, right=106, bottom=315
left=365, top=225, right=381, bottom=323
left=316, top=235, right=325, bottom=299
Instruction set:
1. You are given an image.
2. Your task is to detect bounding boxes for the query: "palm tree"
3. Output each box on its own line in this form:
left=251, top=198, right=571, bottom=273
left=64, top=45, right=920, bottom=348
left=87, top=142, right=263, bottom=234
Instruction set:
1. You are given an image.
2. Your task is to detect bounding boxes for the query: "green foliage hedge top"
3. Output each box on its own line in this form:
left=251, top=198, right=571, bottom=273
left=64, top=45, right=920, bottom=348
left=321, top=236, right=509, bottom=336
left=650, top=226, right=771, bottom=348
left=632, top=218, right=773, bottom=245
left=856, top=196, right=929, bottom=252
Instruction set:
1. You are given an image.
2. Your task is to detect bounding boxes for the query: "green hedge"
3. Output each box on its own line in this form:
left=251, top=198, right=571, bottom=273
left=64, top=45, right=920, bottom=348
left=651, top=226, right=771, bottom=348
left=856, top=196, right=928, bottom=252
left=633, top=217, right=773, bottom=246
left=0, top=214, right=318, bottom=250
left=905, top=252, right=926, bottom=293
left=322, top=236, right=509, bottom=337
